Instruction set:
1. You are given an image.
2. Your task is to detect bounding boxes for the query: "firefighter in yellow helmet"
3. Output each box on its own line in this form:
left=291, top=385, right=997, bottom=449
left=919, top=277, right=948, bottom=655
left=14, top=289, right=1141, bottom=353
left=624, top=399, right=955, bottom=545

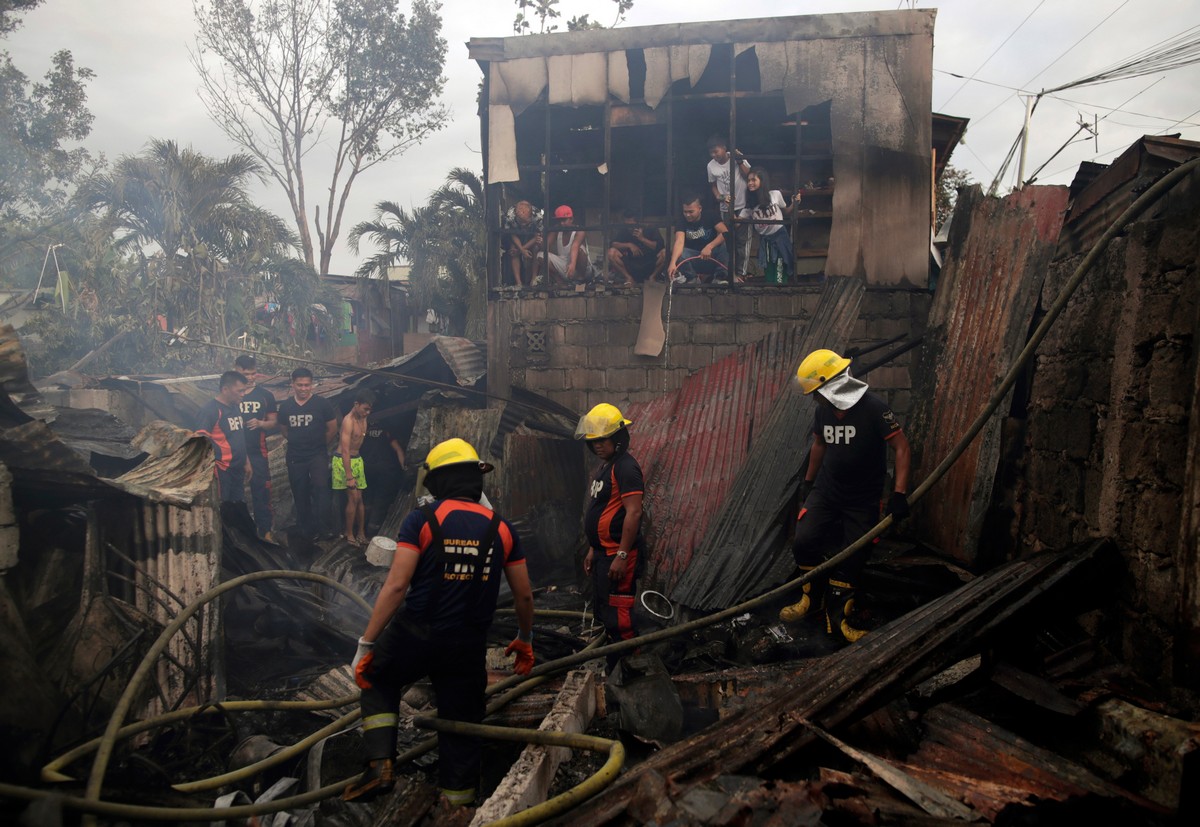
left=576, top=403, right=646, bottom=672
left=780, top=349, right=912, bottom=644
left=345, top=438, right=534, bottom=808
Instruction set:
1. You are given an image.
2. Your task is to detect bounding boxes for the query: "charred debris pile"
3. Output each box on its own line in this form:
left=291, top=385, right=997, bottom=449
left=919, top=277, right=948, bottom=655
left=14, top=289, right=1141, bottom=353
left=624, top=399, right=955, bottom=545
left=3, top=144, right=1200, bottom=825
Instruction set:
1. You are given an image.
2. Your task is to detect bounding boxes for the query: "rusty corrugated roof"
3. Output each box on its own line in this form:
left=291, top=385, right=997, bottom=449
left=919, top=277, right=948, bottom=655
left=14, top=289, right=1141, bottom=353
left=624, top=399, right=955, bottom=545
left=1058, top=135, right=1200, bottom=257
left=908, top=184, right=1070, bottom=565
left=626, top=277, right=865, bottom=606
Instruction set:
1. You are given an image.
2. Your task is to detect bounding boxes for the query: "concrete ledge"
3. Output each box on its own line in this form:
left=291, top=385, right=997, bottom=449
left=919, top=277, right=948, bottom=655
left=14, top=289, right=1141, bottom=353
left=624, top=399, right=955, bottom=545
left=471, top=669, right=598, bottom=825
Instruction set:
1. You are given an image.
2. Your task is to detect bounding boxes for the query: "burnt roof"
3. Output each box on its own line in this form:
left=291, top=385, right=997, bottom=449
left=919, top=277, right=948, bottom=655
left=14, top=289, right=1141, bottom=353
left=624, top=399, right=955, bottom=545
left=468, top=10, right=935, bottom=63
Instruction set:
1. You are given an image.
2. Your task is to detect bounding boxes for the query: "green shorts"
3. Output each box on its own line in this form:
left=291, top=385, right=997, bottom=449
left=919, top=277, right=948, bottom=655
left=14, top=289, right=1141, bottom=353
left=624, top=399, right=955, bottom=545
left=331, top=455, right=366, bottom=490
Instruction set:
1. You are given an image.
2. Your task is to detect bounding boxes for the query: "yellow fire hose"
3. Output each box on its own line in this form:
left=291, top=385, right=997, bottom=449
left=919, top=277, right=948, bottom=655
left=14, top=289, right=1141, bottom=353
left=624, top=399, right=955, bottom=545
left=415, top=717, right=625, bottom=827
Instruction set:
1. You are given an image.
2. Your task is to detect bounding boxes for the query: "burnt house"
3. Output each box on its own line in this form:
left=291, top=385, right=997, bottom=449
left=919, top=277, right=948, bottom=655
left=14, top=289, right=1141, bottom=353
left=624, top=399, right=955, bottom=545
left=470, top=10, right=943, bottom=418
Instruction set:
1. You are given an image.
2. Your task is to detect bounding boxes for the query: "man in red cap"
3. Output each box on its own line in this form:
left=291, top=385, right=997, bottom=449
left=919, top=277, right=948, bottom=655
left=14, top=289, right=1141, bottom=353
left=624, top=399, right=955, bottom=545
left=544, top=204, right=592, bottom=284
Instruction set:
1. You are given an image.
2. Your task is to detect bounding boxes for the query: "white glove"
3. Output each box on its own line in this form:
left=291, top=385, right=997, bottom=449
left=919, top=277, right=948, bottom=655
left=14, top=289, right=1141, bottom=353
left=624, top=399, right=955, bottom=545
left=352, top=637, right=375, bottom=672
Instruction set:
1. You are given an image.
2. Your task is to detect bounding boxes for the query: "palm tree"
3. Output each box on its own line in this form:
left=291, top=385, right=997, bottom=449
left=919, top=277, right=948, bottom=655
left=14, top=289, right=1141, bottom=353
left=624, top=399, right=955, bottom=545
left=349, top=167, right=486, bottom=338
left=77, top=139, right=297, bottom=343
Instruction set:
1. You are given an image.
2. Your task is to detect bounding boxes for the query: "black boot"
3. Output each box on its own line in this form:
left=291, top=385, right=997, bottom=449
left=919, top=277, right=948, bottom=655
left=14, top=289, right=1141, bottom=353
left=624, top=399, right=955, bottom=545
left=779, top=566, right=824, bottom=622
left=826, top=580, right=868, bottom=644
left=343, top=757, right=395, bottom=802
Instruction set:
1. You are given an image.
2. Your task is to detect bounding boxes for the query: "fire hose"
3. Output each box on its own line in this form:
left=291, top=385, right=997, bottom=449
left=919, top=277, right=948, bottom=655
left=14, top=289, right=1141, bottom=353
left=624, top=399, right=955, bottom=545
left=29, top=569, right=612, bottom=822
left=19, top=155, right=1200, bottom=823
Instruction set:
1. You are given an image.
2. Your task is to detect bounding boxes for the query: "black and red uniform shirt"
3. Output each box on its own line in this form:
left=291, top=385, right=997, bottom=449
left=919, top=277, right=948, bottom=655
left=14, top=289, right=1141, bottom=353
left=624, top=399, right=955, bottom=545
left=584, top=452, right=646, bottom=555
left=812, top=392, right=903, bottom=503
left=195, top=398, right=246, bottom=471
left=238, top=386, right=277, bottom=458
left=396, top=499, right=525, bottom=633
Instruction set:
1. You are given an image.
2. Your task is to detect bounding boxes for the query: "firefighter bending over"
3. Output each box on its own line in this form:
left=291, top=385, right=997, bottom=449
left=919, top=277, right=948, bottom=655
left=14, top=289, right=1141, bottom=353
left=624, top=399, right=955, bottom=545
left=345, top=438, right=535, bottom=807
left=577, top=403, right=646, bottom=672
left=780, top=349, right=912, bottom=644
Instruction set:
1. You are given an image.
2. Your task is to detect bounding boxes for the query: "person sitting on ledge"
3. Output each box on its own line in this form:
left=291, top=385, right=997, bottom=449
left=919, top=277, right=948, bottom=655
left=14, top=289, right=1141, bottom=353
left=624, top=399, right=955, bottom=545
left=501, top=199, right=543, bottom=287
left=545, top=204, right=593, bottom=286
left=668, top=193, right=730, bottom=285
left=607, top=209, right=666, bottom=286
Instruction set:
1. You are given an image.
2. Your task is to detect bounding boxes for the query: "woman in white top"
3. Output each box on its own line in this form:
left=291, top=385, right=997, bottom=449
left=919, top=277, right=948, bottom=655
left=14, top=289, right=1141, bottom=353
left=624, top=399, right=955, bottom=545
left=544, top=204, right=592, bottom=285
left=744, top=168, right=800, bottom=281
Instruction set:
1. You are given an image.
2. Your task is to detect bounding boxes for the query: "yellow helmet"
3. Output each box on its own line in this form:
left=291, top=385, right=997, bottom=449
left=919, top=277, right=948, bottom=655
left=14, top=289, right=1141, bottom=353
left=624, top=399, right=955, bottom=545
left=423, top=438, right=494, bottom=474
left=796, top=349, right=851, bottom=395
left=575, top=403, right=632, bottom=441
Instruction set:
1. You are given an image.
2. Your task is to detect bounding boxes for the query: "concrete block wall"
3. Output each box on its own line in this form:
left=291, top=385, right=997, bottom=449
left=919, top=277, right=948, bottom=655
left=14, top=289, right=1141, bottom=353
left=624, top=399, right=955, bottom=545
left=0, top=462, right=15, bottom=572
left=1017, top=177, right=1200, bottom=685
left=488, top=283, right=931, bottom=422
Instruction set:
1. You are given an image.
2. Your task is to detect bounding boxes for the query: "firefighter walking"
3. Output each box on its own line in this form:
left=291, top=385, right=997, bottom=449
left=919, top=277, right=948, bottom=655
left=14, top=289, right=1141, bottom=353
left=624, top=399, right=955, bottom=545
left=780, top=349, right=912, bottom=644
left=345, top=438, right=534, bottom=808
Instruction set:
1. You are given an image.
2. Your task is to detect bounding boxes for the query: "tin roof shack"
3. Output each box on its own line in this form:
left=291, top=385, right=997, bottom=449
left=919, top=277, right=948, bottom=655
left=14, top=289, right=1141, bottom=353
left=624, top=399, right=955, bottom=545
left=471, top=10, right=936, bottom=415
left=0, top=326, right=223, bottom=779
left=319, top=273, right=413, bottom=365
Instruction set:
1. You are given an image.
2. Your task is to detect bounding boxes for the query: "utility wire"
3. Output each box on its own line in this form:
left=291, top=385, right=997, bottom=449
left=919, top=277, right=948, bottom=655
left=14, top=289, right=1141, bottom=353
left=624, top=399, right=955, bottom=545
left=1023, top=0, right=1132, bottom=89
left=1158, top=105, right=1200, bottom=136
left=935, top=67, right=1200, bottom=127
left=1044, top=23, right=1200, bottom=93
left=972, top=0, right=1131, bottom=129
left=939, top=0, right=1046, bottom=110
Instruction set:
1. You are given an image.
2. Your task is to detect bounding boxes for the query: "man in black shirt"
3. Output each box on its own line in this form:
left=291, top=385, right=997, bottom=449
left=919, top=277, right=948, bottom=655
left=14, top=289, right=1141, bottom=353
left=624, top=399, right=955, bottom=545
left=235, top=355, right=278, bottom=541
left=361, top=421, right=407, bottom=534
left=780, top=349, right=912, bottom=644
left=668, top=194, right=730, bottom=284
left=278, top=367, right=337, bottom=540
left=607, top=209, right=666, bottom=285
left=194, top=371, right=250, bottom=504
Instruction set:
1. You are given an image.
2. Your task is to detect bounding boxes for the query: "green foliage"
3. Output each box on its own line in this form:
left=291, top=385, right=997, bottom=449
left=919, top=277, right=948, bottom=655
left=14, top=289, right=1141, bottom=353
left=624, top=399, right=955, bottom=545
left=0, top=0, right=94, bottom=234
left=350, top=168, right=486, bottom=338
left=513, top=0, right=633, bottom=34
left=76, top=139, right=299, bottom=346
left=193, top=0, right=449, bottom=274
left=936, top=164, right=974, bottom=229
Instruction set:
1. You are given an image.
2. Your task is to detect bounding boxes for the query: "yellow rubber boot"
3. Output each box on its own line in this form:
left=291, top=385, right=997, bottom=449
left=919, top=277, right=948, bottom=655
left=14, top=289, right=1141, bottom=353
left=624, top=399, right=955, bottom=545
left=825, top=580, right=868, bottom=643
left=779, top=567, right=823, bottom=622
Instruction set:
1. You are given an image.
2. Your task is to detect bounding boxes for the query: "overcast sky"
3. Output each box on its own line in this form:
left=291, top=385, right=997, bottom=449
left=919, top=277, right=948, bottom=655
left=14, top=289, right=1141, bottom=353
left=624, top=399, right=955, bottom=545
left=8, top=1, right=1199, bottom=273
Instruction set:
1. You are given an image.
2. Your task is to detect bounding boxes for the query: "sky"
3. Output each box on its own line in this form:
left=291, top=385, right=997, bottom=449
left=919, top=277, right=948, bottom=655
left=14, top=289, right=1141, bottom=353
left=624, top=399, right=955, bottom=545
left=7, top=1, right=1200, bottom=274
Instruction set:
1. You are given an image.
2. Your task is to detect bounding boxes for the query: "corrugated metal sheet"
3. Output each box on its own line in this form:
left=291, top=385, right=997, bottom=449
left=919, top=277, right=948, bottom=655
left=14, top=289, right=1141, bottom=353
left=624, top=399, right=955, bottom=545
left=625, top=276, right=865, bottom=606
left=111, top=432, right=215, bottom=507
left=1058, top=135, right=1200, bottom=257
left=908, top=184, right=1069, bottom=565
left=562, top=541, right=1115, bottom=824
left=129, top=499, right=221, bottom=718
left=898, top=704, right=1145, bottom=819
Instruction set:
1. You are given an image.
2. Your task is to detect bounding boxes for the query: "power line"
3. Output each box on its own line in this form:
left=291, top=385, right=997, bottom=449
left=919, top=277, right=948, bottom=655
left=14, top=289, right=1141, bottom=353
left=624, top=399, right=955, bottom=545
left=1023, top=0, right=1132, bottom=89
left=936, top=68, right=1200, bottom=127
left=972, top=0, right=1131, bottom=129
left=939, top=0, right=1046, bottom=110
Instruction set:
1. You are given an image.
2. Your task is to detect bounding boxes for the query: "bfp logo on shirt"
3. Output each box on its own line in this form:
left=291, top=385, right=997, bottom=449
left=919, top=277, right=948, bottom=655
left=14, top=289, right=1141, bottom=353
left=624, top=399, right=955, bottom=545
left=289, top=414, right=314, bottom=427
left=823, top=425, right=857, bottom=444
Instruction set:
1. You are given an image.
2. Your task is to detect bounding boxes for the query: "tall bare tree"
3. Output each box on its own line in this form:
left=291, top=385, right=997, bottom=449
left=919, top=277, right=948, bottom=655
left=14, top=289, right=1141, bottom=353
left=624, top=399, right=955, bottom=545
left=192, top=0, right=448, bottom=274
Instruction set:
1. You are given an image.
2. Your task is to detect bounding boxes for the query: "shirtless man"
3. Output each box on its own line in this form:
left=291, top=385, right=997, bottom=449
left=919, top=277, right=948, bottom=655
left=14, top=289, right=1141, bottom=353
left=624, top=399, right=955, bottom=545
left=334, top=389, right=375, bottom=546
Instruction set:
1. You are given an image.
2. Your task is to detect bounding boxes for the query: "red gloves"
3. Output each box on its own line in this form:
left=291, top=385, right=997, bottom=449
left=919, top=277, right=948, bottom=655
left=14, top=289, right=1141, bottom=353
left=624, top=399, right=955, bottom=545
left=505, top=638, right=534, bottom=675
